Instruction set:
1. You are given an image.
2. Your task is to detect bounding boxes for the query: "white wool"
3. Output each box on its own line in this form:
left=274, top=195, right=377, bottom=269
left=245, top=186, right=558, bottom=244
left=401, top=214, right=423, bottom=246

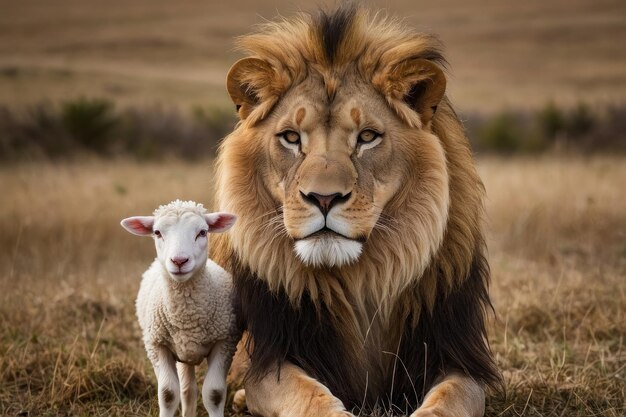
left=153, top=199, right=208, bottom=218
left=136, top=258, right=239, bottom=366
left=131, top=201, right=239, bottom=417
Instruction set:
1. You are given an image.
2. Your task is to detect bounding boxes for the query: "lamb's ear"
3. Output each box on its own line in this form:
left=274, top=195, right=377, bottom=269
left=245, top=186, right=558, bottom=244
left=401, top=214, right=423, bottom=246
left=121, top=216, right=154, bottom=236
left=226, top=57, right=281, bottom=122
left=374, top=58, right=446, bottom=127
left=205, top=212, right=237, bottom=233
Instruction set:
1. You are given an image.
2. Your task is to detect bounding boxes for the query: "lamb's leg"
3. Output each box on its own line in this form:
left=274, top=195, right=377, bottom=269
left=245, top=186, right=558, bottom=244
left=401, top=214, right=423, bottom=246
left=202, top=341, right=230, bottom=417
left=148, top=345, right=181, bottom=417
left=177, top=362, right=198, bottom=417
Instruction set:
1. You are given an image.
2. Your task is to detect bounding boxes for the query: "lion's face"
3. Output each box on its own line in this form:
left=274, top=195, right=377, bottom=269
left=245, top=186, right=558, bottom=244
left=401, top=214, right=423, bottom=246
left=233, top=74, right=447, bottom=268
left=265, top=78, right=398, bottom=266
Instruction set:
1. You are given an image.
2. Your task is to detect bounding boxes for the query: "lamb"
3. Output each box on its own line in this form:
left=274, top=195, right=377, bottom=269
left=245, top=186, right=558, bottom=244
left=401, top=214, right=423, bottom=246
left=121, top=200, right=239, bottom=417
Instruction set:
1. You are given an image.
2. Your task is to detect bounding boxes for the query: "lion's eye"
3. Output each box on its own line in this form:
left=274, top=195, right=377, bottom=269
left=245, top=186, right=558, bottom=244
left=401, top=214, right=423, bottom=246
left=358, top=129, right=381, bottom=143
left=278, top=130, right=301, bottom=144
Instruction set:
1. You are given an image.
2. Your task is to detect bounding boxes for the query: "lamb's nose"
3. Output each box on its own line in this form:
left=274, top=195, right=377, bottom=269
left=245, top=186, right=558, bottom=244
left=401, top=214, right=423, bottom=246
left=171, top=257, right=189, bottom=267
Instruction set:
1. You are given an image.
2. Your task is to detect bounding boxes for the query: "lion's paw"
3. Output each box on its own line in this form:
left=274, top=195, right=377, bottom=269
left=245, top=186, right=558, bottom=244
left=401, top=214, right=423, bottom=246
left=329, top=411, right=355, bottom=417
left=410, top=407, right=446, bottom=417
left=232, top=389, right=247, bottom=412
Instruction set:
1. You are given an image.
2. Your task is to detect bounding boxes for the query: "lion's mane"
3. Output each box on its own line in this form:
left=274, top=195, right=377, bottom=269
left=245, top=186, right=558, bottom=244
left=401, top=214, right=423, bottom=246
left=213, top=5, right=500, bottom=411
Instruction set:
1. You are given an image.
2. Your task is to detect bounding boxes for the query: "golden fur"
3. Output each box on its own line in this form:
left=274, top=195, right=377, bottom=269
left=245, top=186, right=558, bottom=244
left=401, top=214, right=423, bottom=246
left=215, top=6, right=483, bottom=322
left=212, top=5, right=497, bottom=414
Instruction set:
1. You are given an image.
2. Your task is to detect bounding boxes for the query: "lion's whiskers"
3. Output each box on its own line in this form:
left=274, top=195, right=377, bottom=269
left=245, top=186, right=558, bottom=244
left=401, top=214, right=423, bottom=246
left=373, top=215, right=401, bottom=236
left=370, top=205, right=401, bottom=236
left=258, top=208, right=290, bottom=248
left=249, top=207, right=283, bottom=223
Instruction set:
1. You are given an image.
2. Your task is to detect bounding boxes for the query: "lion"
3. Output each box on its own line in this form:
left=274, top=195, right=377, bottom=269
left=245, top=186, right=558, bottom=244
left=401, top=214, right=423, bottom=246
left=211, top=5, right=501, bottom=417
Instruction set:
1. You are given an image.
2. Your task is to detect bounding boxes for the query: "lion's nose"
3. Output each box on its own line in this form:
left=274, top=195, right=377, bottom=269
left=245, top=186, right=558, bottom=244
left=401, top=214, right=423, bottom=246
left=301, top=191, right=351, bottom=216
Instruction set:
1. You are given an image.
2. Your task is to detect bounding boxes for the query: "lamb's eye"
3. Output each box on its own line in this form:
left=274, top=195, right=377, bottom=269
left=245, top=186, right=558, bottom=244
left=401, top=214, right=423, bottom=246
left=278, top=130, right=300, bottom=144
left=357, top=129, right=381, bottom=143
left=154, top=230, right=162, bottom=238
left=197, top=230, right=207, bottom=239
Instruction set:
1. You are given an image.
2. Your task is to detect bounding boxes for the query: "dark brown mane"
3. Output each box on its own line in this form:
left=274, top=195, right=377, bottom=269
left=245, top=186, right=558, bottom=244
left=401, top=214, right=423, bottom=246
left=315, top=4, right=358, bottom=64
left=233, top=243, right=501, bottom=412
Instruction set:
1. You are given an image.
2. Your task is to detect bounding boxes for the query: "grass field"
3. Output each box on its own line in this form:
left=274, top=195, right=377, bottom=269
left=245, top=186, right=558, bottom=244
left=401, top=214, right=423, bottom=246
left=0, top=0, right=625, bottom=415
left=1, top=0, right=625, bottom=113
left=0, top=156, right=623, bottom=416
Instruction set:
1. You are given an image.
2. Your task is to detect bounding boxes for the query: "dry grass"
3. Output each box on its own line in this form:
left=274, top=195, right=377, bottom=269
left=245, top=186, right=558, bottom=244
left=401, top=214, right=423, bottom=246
left=0, top=160, right=214, bottom=416
left=1, top=1, right=624, bottom=415
left=481, top=157, right=625, bottom=416
left=0, top=156, right=624, bottom=416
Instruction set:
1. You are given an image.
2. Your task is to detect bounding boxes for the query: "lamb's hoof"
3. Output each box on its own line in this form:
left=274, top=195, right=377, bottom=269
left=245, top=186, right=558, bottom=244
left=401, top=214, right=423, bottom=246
left=232, top=389, right=247, bottom=413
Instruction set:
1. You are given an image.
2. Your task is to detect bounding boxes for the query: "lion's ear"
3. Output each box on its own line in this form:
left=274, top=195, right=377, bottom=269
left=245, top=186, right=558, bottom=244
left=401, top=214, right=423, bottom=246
left=226, top=57, right=280, bottom=122
left=375, top=58, right=446, bottom=127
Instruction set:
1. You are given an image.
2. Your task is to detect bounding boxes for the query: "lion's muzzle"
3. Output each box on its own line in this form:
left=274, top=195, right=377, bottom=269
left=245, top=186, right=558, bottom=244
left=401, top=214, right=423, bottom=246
left=300, top=191, right=352, bottom=217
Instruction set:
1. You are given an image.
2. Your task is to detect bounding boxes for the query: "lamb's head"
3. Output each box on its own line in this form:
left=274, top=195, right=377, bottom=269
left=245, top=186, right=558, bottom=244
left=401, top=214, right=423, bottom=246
left=121, top=200, right=236, bottom=282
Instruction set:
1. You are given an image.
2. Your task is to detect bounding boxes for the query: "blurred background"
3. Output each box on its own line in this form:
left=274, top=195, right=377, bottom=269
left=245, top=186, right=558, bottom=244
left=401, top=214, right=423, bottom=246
left=1, top=0, right=625, bottom=159
left=0, top=1, right=624, bottom=416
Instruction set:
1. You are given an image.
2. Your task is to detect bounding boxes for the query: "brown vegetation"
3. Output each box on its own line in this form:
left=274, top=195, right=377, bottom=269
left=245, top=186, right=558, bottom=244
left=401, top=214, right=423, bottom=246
left=1, top=0, right=624, bottom=415
left=0, top=100, right=236, bottom=162
left=1, top=99, right=623, bottom=163
left=482, top=157, right=625, bottom=416
left=0, top=156, right=623, bottom=416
